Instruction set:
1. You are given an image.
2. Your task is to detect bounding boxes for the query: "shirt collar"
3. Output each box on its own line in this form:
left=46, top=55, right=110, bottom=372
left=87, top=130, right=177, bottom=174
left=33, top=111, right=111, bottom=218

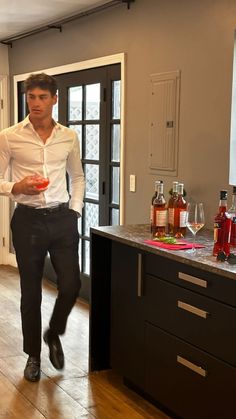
left=22, top=114, right=61, bottom=130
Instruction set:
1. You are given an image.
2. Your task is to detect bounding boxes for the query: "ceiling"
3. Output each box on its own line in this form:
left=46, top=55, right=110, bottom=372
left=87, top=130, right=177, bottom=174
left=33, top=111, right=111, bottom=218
left=0, top=0, right=116, bottom=42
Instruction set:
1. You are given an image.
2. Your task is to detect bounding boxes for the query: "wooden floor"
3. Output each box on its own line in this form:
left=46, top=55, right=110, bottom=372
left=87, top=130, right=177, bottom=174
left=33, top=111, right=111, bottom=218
left=0, top=265, right=171, bottom=419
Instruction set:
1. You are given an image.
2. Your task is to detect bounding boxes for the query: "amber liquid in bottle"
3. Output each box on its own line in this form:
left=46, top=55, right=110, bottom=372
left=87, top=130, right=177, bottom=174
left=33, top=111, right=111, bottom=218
left=173, top=183, right=187, bottom=238
left=168, top=181, right=178, bottom=235
left=152, top=181, right=167, bottom=238
left=213, top=190, right=231, bottom=256
left=150, top=181, right=159, bottom=234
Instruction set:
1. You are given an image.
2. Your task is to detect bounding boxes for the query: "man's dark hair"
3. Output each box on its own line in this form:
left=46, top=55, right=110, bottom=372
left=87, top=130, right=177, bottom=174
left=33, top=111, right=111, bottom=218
left=24, top=73, right=57, bottom=96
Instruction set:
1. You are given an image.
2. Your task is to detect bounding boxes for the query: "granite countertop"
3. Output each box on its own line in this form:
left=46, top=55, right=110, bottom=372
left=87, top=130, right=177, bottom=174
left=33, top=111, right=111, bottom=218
left=91, top=224, right=236, bottom=281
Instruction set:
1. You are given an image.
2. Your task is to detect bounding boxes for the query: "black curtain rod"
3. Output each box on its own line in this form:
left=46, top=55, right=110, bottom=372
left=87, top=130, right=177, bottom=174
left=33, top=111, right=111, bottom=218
left=1, top=0, right=135, bottom=47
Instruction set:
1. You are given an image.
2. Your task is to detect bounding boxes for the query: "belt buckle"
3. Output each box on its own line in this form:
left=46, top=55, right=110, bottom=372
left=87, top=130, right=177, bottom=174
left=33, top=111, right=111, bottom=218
left=43, top=207, right=55, bottom=215
left=42, top=208, right=49, bottom=215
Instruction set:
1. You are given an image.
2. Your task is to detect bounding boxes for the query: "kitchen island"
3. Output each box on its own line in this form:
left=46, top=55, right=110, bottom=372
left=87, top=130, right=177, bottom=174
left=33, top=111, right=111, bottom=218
left=90, top=224, right=236, bottom=419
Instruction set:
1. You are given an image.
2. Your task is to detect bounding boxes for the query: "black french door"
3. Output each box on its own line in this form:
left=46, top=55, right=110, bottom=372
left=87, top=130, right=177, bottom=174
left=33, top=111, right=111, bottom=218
left=17, top=64, right=121, bottom=301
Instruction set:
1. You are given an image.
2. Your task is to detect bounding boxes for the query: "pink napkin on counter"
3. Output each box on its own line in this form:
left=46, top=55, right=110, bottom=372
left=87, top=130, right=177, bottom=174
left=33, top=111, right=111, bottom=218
left=144, top=239, right=205, bottom=250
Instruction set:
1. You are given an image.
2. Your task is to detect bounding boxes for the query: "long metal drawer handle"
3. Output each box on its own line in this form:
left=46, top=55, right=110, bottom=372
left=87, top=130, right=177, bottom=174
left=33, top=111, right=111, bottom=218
left=137, top=253, right=142, bottom=297
left=178, top=272, right=207, bottom=288
left=177, top=355, right=207, bottom=378
left=177, top=300, right=209, bottom=319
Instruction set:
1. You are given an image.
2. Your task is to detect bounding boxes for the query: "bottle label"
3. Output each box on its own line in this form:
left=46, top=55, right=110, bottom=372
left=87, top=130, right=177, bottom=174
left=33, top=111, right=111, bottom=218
left=155, top=209, right=167, bottom=226
left=179, top=210, right=187, bottom=227
left=214, top=222, right=220, bottom=242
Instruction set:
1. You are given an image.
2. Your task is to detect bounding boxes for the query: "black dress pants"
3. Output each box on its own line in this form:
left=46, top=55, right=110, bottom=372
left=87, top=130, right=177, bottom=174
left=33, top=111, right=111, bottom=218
left=10, top=205, right=81, bottom=357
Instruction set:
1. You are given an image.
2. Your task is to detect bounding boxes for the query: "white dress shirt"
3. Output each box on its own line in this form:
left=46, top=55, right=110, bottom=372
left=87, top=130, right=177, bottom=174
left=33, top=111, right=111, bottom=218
left=0, top=115, right=85, bottom=214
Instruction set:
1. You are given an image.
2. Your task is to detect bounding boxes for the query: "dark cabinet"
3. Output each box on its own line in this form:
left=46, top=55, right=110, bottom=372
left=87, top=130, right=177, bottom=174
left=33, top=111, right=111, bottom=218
left=145, top=273, right=236, bottom=367
left=110, top=241, right=145, bottom=387
left=145, top=323, right=236, bottom=419
left=109, top=240, right=236, bottom=419
left=91, top=227, right=236, bottom=419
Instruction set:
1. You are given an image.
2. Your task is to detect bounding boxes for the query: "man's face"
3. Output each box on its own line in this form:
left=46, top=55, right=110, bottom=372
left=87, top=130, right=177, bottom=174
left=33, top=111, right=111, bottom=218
left=26, top=87, right=57, bottom=120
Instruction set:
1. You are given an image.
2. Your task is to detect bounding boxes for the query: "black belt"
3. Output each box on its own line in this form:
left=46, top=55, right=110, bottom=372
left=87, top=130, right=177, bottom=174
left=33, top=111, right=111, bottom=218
left=17, top=202, right=69, bottom=215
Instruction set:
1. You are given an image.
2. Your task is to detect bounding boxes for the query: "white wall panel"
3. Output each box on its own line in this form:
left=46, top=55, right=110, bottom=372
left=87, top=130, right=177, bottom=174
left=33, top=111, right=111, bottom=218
left=149, top=70, right=180, bottom=176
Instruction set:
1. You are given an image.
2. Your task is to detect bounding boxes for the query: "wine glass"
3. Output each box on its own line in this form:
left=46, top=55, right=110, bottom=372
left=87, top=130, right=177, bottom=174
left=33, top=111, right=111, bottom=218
left=33, top=165, right=50, bottom=190
left=186, top=203, right=205, bottom=253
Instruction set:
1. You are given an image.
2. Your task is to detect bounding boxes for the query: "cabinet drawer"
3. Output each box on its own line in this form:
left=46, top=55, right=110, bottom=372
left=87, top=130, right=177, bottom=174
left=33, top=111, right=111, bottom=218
left=145, top=323, right=236, bottom=419
left=145, top=253, right=236, bottom=306
left=145, top=274, right=236, bottom=366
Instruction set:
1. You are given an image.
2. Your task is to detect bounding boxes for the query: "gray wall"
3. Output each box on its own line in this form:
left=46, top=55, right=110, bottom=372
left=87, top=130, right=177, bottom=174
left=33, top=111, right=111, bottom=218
left=7, top=0, right=236, bottom=228
left=0, top=44, right=9, bottom=74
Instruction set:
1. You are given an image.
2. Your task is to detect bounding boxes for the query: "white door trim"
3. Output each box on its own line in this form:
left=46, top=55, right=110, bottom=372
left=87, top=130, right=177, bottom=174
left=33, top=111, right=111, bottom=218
left=0, top=75, right=15, bottom=266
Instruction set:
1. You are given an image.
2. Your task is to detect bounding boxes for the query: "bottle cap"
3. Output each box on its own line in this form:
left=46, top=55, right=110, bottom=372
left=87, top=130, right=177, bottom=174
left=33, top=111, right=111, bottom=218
left=177, top=183, right=184, bottom=194
left=172, top=181, right=178, bottom=193
left=220, top=190, right=227, bottom=200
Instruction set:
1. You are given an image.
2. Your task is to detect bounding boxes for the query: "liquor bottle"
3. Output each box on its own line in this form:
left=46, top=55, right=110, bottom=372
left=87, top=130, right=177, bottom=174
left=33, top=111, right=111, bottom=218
left=152, top=180, right=167, bottom=238
left=150, top=181, right=159, bottom=234
left=168, top=181, right=178, bottom=235
left=173, top=183, right=187, bottom=238
left=227, top=186, right=236, bottom=248
left=213, top=190, right=231, bottom=256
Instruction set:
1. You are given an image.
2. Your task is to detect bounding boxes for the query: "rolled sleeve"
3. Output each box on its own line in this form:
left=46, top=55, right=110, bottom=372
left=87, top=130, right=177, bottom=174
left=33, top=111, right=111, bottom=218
left=67, top=132, right=85, bottom=214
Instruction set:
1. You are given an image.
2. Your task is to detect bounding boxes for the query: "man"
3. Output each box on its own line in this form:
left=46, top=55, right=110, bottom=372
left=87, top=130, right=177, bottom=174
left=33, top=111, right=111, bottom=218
left=0, top=73, right=85, bottom=382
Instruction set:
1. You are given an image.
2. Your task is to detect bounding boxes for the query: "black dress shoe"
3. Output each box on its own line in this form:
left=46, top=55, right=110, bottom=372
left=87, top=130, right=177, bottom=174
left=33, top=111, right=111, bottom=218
left=43, top=329, right=64, bottom=370
left=24, top=356, right=40, bottom=382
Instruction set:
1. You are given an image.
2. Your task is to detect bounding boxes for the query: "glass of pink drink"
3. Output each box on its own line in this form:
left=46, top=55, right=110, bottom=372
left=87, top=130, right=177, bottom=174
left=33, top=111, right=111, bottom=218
left=36, top=177, right=50, bottom=189
left=34, top=165, right=50, bottom=190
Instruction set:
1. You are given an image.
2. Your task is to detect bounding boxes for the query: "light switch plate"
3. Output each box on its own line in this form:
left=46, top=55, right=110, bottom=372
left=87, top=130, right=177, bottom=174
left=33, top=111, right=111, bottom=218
left=130, top=174, right=136, bottom=192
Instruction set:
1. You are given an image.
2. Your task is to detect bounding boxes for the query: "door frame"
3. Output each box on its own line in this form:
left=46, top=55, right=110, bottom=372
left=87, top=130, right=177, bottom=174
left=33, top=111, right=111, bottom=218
left=0, top=75, right=14, bottom=266
left=2, top=53, right=125, bottom=266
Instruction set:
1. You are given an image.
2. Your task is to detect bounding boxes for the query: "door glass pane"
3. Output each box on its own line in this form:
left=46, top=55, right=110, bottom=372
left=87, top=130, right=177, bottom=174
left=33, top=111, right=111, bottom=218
left=111, top=208, right=119, bottom=225
left=52, top=90, right=59, bottom=122
left=78, top=216, right=82, bottom=235
left=84, top=202, right=99, bottom=237
left=68, top=86, right=82, bottom=121
left=85, top=83, right=100, bottom=120
left=69, top=125, right=82, bottom=155
left=111, top=167, right=120, bottom=205
left=112, top=80, right=121, bottom=119
left=22, top=93, right=27, bottom=118
left=85, top=124, right=99, bottom=160
left=85, top=164, right=99, bottom=200
left=79, top=239, right=82, bottom=271
left=84, top=240, right=90, bottom=275
left=111, top=124, right=120, bottom=162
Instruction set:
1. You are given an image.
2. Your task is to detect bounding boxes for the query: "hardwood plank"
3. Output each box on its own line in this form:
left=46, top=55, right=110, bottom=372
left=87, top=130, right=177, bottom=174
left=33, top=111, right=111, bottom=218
left=0, top=371, right=44, bottom=418
left=0, top=265, right=170, bottom=419
left=58, top=371, right=170, bottom=419
left=0, top=356, right=92, bottom=418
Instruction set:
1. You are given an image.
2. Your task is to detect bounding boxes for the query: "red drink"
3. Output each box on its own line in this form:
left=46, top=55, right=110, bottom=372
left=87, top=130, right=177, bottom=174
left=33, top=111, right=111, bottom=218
left=213, top=190, right=231, bottom=257
left=150, top=181, right=158, bottom=234
left=153, top=180, right=167, bottom=238
left=36, top=178, right=50, bottom=190
left=173, top=183, right=187, bottom=238
left=168, top=181, right=178, bottom=235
